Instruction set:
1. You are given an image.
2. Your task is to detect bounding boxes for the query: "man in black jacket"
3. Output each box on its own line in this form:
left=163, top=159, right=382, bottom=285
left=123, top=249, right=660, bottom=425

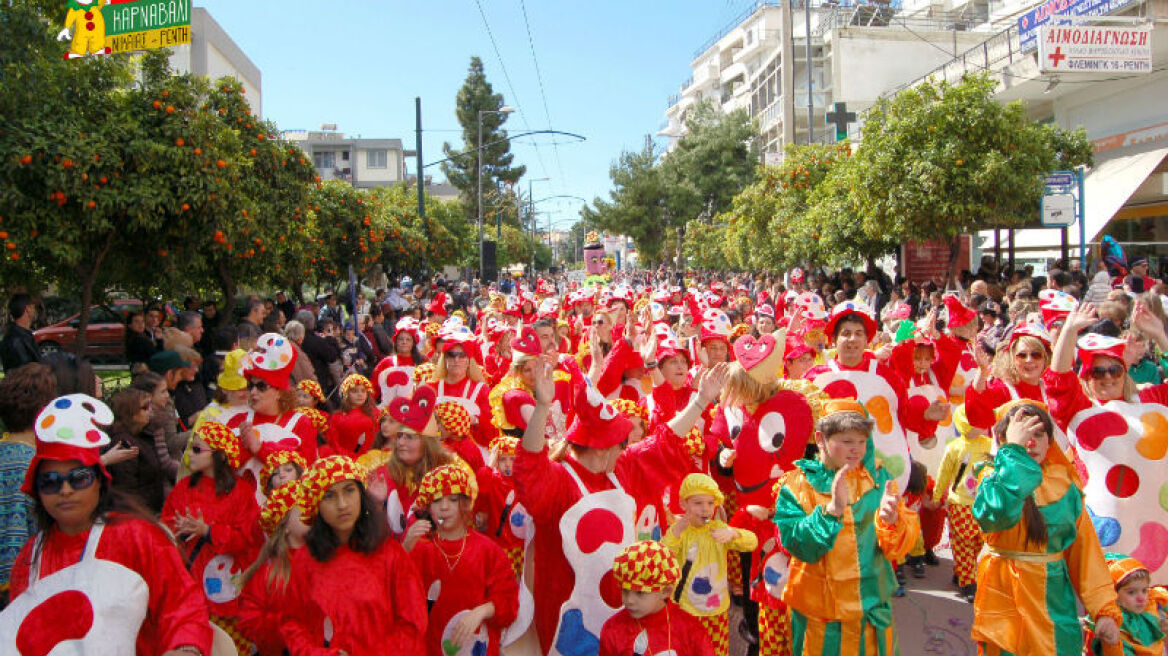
left=0, top=294, right=40, bottom=372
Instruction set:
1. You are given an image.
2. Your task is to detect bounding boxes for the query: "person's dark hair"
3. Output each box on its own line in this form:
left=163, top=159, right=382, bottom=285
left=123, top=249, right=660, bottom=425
left=532, top=318, right=557, bottom=332
left=1049, top=270, right=1071, bottom=289
left=32, top=471, right=165, bottom=563
left=213, top=325, right=238, bottom=352
left=317, top=318, right=335, bottom=334
left=125, top=310, right=144, bottom=329
left=0, top=363, right=57, bottom=432
left=8, top=293, right=33, bottom=322
left=189, top=450, right=237, bottom=496
left=42, top=352, right=97, bottom=396
left=176, top=311, right=201, bottom=332
left=131, top=371, right=165, bottom=395
left=245, top=298, right=264, bottom=318
left=905, top=460, right=927, bottom=497
left=305, top=481, right=388, bottom=561
left=991, top=402, right=1051, bottom=547
left=831, top=314, right=870, bottom=341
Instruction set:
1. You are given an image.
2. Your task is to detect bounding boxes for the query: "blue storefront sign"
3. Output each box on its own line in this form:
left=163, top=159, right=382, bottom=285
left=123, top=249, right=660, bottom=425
left=1018, top=0, right=1137, bottom=52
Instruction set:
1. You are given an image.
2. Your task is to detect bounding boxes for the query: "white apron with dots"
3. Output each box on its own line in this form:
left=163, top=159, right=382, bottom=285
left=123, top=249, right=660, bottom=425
left=549, top=464, right=636, bottom=656
left=812, top=359, right=911, bottom=490
left=906, top=370, right=949, bottom=475
left=375, top=358, right=415, bottom=407
left=239, top=410, right=305, bottom=505
left=0, top=523, right=148, bottom=655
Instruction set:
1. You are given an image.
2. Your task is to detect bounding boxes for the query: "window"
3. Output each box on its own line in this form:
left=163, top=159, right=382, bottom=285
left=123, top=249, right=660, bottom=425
left=367, top=149, right=388, bottom=169
left=313, top=151, right=335, bottom=169
left=342, top=150, right=350, bottom=161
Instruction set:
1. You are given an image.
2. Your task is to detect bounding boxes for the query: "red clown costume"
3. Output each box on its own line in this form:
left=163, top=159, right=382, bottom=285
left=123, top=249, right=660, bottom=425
left=326, top=374, right=380, bottom=458
left=2, top=394, right=213, bottom=656
left=599, top=541, right=715, bottom=656
left=371, top=317, right=422, bottom=405
left=513, top=378, right=701, bottom=656
left=474, top=436, right=534, bottom=578
left=423, top=330, right=497, bottom=450
left=411, top=465, right=521, bottom=656
left=161, top=421, right=264, bottom=641
left=237, top=481, right=305, bottom=656
left=282, top=455, right=427, bottom=655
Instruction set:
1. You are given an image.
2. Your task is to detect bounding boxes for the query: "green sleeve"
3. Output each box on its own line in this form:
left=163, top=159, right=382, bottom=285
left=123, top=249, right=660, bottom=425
left=774, top=483, right=842, bottom=564
left=972, top=443, right=1042, bottom=533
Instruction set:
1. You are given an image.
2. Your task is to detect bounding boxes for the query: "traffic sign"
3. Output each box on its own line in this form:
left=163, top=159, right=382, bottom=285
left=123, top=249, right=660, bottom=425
left=1045, top=172, right=1075, bottom=188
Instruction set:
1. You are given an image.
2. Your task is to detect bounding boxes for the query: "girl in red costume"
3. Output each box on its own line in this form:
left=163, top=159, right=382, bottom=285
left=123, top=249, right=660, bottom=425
left=513, top=354, right=728, bottom=656
left=260, top=448, right=307, bottom=496
left=424, top=334, right=496, bottom=449
left=231, top=333, right=319, bottom=489
left=410, top=464, right=519, bottom=656
left=282, top=455, right=427, bottom=655
left=474, top=436, right=531, bottom=578
left=237, top=481, right=310, bottom=656
left=162, top=421, right=264, bottom=653
left=326, top=374, right=379, bottom=458
left=3, top=394, right=212, bottom=656
left=371, top=317, right=424, bottom=405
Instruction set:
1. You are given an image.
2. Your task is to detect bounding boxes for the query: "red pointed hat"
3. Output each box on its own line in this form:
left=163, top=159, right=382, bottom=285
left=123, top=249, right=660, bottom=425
left=942, top=295, right=977, bottom=328
left=510, top=326, right=543, bottom=361
left=23, top=394, right=115, bottom=495
left=565, top=382, right=633, bottom=449
left=427, top=291, right=449, bottom=317
left=386, top=386, right=439, bottom=435
left=653, top=323, right=689, bottom=364
left=1076, top=333, right=1127, bottom=378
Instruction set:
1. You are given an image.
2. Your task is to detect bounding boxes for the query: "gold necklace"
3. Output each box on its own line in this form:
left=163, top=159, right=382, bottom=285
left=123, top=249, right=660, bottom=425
left=438, top=533, right=468, bottom=571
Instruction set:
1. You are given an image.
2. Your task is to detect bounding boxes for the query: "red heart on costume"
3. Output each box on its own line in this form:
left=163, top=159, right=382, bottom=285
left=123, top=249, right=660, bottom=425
left=18, top=590, right=95, bottom=656
left=511, top=327, right=542, bottom=357
left=734, top=334, right=777, bottom=370
left=388, top=386, right=437, bottom=433
left=383, top=369, right=410, bottom=390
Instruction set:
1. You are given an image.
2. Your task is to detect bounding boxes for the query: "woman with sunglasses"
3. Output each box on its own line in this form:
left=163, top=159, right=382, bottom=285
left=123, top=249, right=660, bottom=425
left=229, top=334, right=320, bottom=488
left=162, top=421, right=264, bottom=654
left=965, top=324, right=1055, bottom=433
left=423, top=334, right=496, bottom=451
left=2, top=394, right=211, bottom=656
left=281, top=455, right=426, bottom=654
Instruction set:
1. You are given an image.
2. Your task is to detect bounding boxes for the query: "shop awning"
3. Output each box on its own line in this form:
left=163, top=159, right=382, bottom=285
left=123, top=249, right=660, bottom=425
left=981, top=141, right=1168, bottom=252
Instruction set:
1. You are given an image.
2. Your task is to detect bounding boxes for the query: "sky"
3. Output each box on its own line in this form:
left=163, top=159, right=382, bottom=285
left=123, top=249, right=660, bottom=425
left=191, top=0, right=766, bottom=231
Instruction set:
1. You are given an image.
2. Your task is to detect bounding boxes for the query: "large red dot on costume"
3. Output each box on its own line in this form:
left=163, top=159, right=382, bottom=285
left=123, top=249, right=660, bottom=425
left=576, top=509, right=624, bottom=554
left=599, top=570, right=623, bottom=609
left=1105, top=464, right=1140, bottom=498
left=823, top=380, right=858, bottom=400
left=17, top=589, right=94, bottom=656
left=1075, top=411, right=1128, bottom=451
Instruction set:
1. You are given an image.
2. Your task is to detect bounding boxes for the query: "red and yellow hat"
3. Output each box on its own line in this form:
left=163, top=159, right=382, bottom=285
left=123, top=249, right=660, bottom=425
left=434, top=402, right=472, bottom=440
left=415, top=464, right=476, bottom=508
left=610, top=398, right=648, bottom=424
left=489, top=435, right=520, bottom=457
left=611, top=540, right=681, bottom=593
left=260, top=480, right=304, bottom=535
left=341, top=374, right=373, bottom=398
left=197, top=421, right=245, bottom=469
left=260, top=448, right=308, bottom=489
left=414, top=362, right=436, bottom=383
left=300, top=455, right=364, bottom=523
left=299, top=407, right=330, bottom=435
left=297, top=379, right=326, bottom=404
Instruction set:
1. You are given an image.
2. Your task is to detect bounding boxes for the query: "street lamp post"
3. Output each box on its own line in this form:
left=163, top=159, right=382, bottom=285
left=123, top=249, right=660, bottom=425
left=527, top=177, right=549, bottom=276
left=478, top=106, right=514, bottom=283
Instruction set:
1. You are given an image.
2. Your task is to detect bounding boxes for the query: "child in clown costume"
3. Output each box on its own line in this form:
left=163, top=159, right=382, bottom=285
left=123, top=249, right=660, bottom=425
left=1085, top=553, right=1168, bottom=656
left=774, top=399, right=919, bottom=655
left=434, top=401, right=486, bottom=470
left=410, top=464, right=520, bottom=656
left=325, top=374, right=379, bottom=458
left=513, top=354, right=729, bottom=656
left=599, top=540, right=715, bottom=656
left=971, top=400, right=1121, bottom=656
left=161, top=421, right=264, bottom=654
left=2, top=394, right=212, bottom=656
left=259, top=447, right=307, bottom=496
left=931, top=406, right=992, bottom=602
left=473, top=435, right=530, bottom=578
left=663, top=473, right=757, bottom=656
left=282, top=455, right=427, bottom=654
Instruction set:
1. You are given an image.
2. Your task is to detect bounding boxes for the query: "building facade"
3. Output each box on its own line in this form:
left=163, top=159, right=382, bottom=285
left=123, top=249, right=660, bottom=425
left=168, top=8, right=261, bottom=116
left=282, top=129, right=410, bottom=189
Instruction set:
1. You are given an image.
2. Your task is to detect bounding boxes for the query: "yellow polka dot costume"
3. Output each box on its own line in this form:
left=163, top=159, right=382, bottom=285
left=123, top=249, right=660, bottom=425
left=197, top=421, right=245, bottom=469
left=260, top=449, right=307, bottom=490
left=297, top=379, right=326, bottom=405
left=414, top=464, right=477, bottom=508
left=611, top=540, right=681, bottom=593
left=340, top=374, right=373, bottom=398
left=259, top=480, right=304, bottom=535
left=299, top=455, right=364, bottom=523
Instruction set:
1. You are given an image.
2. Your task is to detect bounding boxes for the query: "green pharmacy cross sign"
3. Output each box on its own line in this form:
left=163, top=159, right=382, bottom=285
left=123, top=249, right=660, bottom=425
left=825, top=102, right=857, bottom=142
left=60, top=0, right=191, bottom=59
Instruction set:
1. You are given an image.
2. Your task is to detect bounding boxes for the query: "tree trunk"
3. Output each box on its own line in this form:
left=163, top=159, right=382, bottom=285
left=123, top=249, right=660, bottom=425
left=73, top=232, right=115, bottom=358
left=217, top=258, right=236, bottom=321
left=945, top=234, right=963, bottom=291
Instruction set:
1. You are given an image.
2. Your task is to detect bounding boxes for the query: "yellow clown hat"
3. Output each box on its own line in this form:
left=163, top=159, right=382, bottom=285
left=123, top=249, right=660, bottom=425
left=679, top=472, right=724, bottom=506
left=260, top=448, right=308, bottom=489
left=489, top=435, right=520, bottom=457
left=1104, top=552, right=1150, bottom=587
left=300, top=455, right=365, bottom=523
left=415, top=464, right=477, bottom=508
left=340, top=374, right=373, bottom=398
left=196, top=421, right=245, bottom=469
left=434, top=402, right=473, bottom=440
left=611, top=540, right=681, bottom=593
left=260, top=480, right=304, bottom=535
left=217, top=349, right=249, bottom=392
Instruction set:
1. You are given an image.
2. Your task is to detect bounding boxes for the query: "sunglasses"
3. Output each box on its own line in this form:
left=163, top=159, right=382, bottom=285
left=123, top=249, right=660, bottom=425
left=1014, top=351, right=1045, bottom=361
left=247, top=380, right=271, bottom=391
left=1090, top=364, right=1125, bottom=380
left=446, top=351, right=469, bottom=360
left=36, top=466, right=98, bottom=495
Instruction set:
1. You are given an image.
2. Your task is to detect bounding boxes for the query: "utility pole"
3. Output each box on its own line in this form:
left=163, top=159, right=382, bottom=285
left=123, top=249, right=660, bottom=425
left=416, top=97, right=428, bottom=274
left=806, top=0, right=814, bottom=144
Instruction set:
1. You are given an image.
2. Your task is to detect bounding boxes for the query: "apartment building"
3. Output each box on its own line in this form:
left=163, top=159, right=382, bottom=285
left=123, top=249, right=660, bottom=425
left=282, top=128, right=411, bottom=189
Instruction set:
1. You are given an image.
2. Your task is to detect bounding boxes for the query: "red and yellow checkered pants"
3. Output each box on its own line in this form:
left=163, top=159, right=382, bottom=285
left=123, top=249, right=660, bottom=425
left=760, top=605, right=792, bottom=656
left=696, top=612, right=730, bottom=656
left=948, top=501, right=983, bottom=587
left=505, top=545, right=524, bottom=579
left=211, top=614, right=253, bottom=656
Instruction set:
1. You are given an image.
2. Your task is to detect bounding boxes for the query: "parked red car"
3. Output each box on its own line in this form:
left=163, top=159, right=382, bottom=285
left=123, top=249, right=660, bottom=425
left=34, top=300, right=144, bottom=362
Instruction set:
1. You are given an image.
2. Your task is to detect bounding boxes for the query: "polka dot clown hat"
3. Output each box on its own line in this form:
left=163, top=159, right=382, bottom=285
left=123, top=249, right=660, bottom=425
left=825, top=300, right=878, bottom=344
left=1076, top=333, right=1127, bottom=379
left=260, top=447, right=308, bottom=490
left=415, top=463, right=477, bottom=508
left=434, top=401, right=473, bottom=440
left=1039, top=289, right=1079, bottom=329
left=297, top=379, right=326, bottom=405
left=611, top=540, right=681, bottom=593
left=260, top=480, right=304, bottom=535
left=23, top=394, right=115, bottom=495
left=340, top=374, right=373, bottom=398
left=245, top=333, right=298, bottom=390
left=795, top=292, right=828, bottom=321
left=1008, top=321, right=1052, bottom=349
left=300, top=455, right=365, bottom=524
left=196, top=421, right=246, bottom=469
left=489, top=435, right=520, bottom=457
